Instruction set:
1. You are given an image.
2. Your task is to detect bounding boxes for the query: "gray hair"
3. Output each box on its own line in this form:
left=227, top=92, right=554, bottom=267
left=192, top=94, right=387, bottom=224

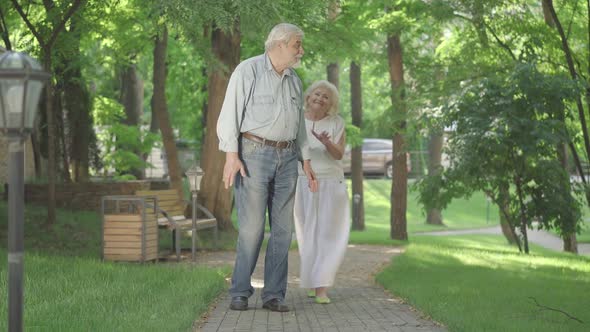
left=304, top=80, right=340, bottom=116
left=264, top=23, right=304, bottom=52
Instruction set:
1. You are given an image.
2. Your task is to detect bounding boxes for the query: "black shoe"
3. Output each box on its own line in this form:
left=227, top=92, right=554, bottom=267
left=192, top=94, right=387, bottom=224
left=229, top=296, right=248, bottom=311
left=262, top=298, right=290, bottom=312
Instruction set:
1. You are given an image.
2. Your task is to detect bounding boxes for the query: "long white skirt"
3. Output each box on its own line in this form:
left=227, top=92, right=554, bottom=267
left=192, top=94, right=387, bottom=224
left=294, top=177, right=350, bottom=289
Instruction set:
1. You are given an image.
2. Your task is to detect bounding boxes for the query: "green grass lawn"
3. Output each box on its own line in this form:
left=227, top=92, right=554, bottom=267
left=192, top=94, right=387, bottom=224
left=376, top=235, right=590, bottom=332
left=1, top=177, right=588, bottom=331
left=366, top=180, right=499, bottom=231
left=356, top=179, right=590, bottom=244
left=0, top=201, right=229, bottom=331
left=578, top=224, right=590, bottom=242
left=349, top=179, right=499, bottom=244
left=0, top=250, right=228, bottom=331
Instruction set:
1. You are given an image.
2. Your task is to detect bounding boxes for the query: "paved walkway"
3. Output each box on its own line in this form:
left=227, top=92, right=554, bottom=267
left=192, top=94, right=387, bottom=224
left=194, top=245, right=447, bottom=332
left=192, top=225, right=587, bottom=331
left=416, top=225, right=590, bottom=255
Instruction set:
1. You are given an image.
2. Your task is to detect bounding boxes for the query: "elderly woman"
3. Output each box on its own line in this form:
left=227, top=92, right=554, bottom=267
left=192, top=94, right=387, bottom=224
left=294, top=80, right=350, bottom=304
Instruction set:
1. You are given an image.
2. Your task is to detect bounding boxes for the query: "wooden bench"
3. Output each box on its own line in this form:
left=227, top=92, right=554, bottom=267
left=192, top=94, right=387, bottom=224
left=135, top=189, right=218, bottom=261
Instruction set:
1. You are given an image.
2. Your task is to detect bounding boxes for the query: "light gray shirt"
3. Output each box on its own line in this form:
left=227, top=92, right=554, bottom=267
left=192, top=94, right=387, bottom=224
left=216, top=53, right=310, bottom=160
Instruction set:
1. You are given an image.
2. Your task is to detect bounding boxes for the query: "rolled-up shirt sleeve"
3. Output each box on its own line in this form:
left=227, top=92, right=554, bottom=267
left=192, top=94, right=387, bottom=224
left=217, top=69, right=247, bottom=152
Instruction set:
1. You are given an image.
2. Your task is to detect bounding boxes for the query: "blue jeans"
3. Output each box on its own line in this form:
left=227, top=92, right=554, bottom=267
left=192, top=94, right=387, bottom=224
left=230, top=137, right=298, bottom=303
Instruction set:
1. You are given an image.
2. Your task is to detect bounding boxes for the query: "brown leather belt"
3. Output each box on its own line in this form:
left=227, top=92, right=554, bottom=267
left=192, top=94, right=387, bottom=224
left=242, top=132, right=295, bottom=149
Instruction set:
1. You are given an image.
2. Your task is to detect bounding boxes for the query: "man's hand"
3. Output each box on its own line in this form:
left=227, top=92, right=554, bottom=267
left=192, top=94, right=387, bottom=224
left=223, top=152, right=246, bottom=189
left=302, top=159, right=318, bottom=192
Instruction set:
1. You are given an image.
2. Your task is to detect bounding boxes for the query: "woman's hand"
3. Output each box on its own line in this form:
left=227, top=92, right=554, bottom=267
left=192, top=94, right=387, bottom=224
left=311, top=129, right=331, bottom=146
left=303, top=160, right=318, bottom=192
left=311, top=129, right=345, bottom=160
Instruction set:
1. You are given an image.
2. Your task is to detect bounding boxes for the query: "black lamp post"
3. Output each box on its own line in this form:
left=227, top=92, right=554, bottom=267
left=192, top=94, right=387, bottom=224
left=0, top=51, right=50, bottom=332
left=185, top=164, right=203, bottom=262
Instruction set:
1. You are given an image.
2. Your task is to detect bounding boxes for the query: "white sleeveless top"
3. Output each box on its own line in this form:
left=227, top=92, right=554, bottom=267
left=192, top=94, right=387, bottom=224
left=298, top=115, right=345, bottom=179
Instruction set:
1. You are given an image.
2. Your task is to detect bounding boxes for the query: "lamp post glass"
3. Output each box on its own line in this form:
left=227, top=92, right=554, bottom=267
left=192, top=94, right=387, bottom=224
left=186, top=165, right=203, bottom=192
left=0, top=51, right=49, bottom=135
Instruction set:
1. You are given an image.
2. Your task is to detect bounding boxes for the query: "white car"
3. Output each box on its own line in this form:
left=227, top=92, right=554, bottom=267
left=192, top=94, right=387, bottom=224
left=342, top=138, right=410, bottom=178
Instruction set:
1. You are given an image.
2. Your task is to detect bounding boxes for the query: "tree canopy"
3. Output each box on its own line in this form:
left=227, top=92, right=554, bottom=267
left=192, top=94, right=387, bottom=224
left=2, top=0, right=588, bottom=252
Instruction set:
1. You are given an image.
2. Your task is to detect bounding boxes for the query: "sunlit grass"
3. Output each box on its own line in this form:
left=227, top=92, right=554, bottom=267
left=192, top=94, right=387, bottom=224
left=347, top=179, right=499, bottom=244
left=377, top=235, right=590, bottom=332
left=0, top=201, right=228, bottom=331
left=357, top=179, right=590, bottom=244
left=0, top=250, right=229, bottom=331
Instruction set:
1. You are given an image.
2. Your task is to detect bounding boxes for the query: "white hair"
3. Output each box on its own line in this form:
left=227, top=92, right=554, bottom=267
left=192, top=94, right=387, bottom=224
left=304, top=80, right=340, bottom=116
left=264, top=23, right=304, bottom=52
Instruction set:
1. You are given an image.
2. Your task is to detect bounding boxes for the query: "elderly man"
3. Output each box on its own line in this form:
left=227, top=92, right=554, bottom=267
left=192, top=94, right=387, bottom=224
left=217, top=23, right=317, bottom=312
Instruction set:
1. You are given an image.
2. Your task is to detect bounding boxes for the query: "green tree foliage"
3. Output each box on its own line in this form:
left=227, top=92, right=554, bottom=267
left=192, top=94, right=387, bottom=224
left=410, top=0, right=590, bottom=250
left=4, top=0, right=589, bottom=245
left=80, top=0, right=209, bottom=173
left=92, top=96, right=158, bottom=178
left=418, top=63, right=582, bottom=253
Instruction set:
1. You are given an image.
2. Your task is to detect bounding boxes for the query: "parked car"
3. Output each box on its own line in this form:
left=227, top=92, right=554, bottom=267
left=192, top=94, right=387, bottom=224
left=342, top=138, right=410, bottom=178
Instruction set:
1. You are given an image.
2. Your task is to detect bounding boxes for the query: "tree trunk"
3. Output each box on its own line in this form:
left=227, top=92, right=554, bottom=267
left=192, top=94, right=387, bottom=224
left=33, top=91, right=47, bottom=178
left=121, top=64, right=143, bottom=126
left=149, top=94, right=159, bottom=133
left=42, top=0, right=72, bottom=184
left=54, top=91, right=71, bottom=182
left=0, top=7, right=12, bottom=50
left=473, top=1, right=488, bottom=47
left=64, top=69, right=92, bottom=182
left=200, top=65, right=208, bottom=149
left=327, top=62, right=339, bottom=89
left=61, top=14, right=92, bottom=183
left=43, top=51, right=56, bottom=226
left=563, top=233, right=578, bottom=253
left=543, top=0, right=578, bottom=253
left=201, top=22, right=241, bottom=231
left=542, top=0, right=554, bottom=27
left=120, top=62, right=145, bottom=179
left=498, top=183, right=518, bottom=244
left=31, top=128, right=42, bottom=177
left=153, top=25, right=182, bottom=195
left=326, top=0, right=340, bottom=90
left=350, top=61, right=365, bottom=230
left=544, top=0, right=590, bottom=178
left=327, top=0, right=340, bottom=21
left=387, top=33, right=408, bottom=240
left=426, top=131, right=443, bottom=225
left=514, top=173, right=530, bottom=254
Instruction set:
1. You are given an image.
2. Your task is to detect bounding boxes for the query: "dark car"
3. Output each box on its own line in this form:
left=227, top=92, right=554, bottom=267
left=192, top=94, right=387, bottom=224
left=342, top=138, right=410, bottom=178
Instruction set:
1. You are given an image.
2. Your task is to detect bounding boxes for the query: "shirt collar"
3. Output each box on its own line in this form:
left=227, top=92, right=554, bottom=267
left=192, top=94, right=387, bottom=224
left=264, top=53, right=292, bottom=76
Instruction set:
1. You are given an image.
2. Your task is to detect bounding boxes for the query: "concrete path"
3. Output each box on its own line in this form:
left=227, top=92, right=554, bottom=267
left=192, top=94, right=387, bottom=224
left=416, top=226, right=590, bottom=255
left=194, top=245, right=447, bottom=332
left=192, top=225, right=587, bottom=331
